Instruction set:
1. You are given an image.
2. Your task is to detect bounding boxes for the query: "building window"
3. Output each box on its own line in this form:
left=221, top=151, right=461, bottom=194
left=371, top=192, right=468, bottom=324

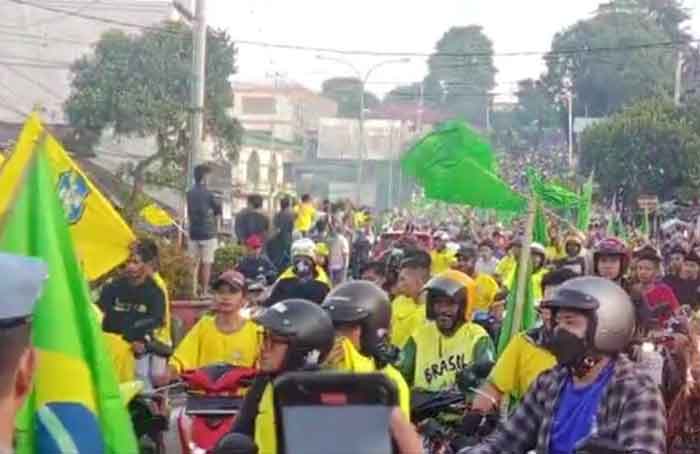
left=242, top=96, right=277, bottom=114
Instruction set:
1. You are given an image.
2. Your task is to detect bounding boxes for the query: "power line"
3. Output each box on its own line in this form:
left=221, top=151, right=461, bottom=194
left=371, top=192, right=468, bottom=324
left=5, top=0, right=697, bottom=59
left=1, top=63, right=64, bottom=99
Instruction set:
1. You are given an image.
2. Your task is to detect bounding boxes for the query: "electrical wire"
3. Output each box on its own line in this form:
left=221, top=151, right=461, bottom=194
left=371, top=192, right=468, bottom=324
left=4, top=0, right=696, bottom=59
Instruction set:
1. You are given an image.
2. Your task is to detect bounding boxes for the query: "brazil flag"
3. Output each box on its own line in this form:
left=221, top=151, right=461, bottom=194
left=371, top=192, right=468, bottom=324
left=0, top=129, right=138, bottom=451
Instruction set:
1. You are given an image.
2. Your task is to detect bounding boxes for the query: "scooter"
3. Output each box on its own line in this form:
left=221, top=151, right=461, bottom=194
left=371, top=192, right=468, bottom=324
left=177, top=364, right=258, bottom=454
left=120, top=318, right=174, bottom=454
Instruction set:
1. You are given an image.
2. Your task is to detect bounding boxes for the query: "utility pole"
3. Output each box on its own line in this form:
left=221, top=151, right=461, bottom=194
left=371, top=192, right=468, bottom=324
left=188, top=0, right=207, bottom=188
left=675, top=49, right=684, bottom=107
left=567, top=91, right=574, bottom=171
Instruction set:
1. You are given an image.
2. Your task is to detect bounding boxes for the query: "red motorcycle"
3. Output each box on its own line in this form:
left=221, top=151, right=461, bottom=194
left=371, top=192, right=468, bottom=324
left=176, top=364, right=257, bottom=453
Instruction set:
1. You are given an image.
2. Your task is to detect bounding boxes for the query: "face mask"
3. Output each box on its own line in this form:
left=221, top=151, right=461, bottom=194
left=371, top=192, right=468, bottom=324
left=293, top=259, right=313, bottom=279
left=548, top=328, right=588, bottom=368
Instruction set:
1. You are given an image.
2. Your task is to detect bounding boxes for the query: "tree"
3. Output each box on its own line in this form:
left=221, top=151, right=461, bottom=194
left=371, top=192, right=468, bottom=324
left=64, top=21, right=242, bottom=216
left=383, top=82, right=423, bottom=105
left=513, top=78, right=560, bottom=148
left=321, top=77, right=380, bottom=118
left=543, top=9, right=675, bottom=119
left=579, top=97, right=700, bottom=205
left=423, top=25, right=497, bottom=127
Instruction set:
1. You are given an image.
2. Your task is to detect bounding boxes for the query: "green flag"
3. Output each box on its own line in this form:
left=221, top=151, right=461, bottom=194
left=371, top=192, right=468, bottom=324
left=577, top=172, right=594, bottom=231
left=533, top=198, right=550, bottom=246
left=401, top=121, right=526, bottom=212
left=641, top=209, right=650, bottom=239
left=526, top=168, right=580, bottom=210
left=1, top=137, right=138, bottom=453
left=497, top=262, right=537, bottom=355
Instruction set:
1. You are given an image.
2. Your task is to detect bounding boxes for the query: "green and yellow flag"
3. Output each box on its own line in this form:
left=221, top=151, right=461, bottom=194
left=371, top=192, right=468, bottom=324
left=497, top=262, right=537, bottom=356
left=0, top=115, right=134, bottom=281
left=0, top=128, right=138, bottom=453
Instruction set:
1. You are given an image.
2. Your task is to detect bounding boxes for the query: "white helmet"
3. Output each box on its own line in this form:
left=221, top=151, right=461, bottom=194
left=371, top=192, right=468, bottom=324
left=291, top=238, right=316, bottom=261
left=531, top=242, right=547, bottom=258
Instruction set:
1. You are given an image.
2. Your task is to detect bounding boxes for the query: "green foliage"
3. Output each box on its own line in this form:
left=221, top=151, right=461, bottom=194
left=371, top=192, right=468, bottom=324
left=579, top=97, right=700, bottom=205
left=321, top=77, right=380, bottom=118
left=423, top=25, right=496, bottom=127
left=212, top=242, right=247, bottom=278
left=544, top=8, right=675, bottom=118
left=158, top=240, right=195, bottom=300
left=64, top=22, right=243, bottom=197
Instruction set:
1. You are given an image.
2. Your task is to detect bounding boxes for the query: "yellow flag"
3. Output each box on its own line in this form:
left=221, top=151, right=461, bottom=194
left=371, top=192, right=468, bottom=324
left=140, top=202, right=175, bottom=227
left=1, top=114, right=173, bottom=345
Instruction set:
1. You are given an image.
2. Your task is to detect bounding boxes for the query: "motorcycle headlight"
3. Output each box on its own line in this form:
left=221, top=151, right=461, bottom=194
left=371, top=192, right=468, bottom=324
left=641, top=341, right=655, bottom=353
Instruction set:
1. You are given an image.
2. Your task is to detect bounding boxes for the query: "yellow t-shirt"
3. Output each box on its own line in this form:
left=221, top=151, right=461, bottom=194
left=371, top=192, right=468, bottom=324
left=255, top=382, right=277, bottom=454
left=495, top=255, right=516, bottom=281
left=503, top=267, right=547, bottom=304
left=390, top=295, right=427, bottom=349
left=326, top=338, right=410, bottom=418
left=169, top=316, right=261, bottom=373
left=430, top=249, right=456, bottom=276
left=488, top=331, right=556, bottom=400
left=294, top=202, right=316, bottom=232
left=472, top=273, right=500, bottom=313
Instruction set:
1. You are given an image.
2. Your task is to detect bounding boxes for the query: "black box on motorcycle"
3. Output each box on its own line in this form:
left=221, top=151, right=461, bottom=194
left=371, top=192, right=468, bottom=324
left=273, top=372, right=397, bottom=454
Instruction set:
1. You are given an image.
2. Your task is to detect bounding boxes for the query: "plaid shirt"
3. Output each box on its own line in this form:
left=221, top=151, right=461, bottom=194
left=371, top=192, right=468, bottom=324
left=462, top=355, right=666, bottom=454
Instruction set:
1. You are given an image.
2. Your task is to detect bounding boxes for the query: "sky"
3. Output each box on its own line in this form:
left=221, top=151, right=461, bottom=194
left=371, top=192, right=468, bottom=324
left=207, top=0, right=700, bottom=101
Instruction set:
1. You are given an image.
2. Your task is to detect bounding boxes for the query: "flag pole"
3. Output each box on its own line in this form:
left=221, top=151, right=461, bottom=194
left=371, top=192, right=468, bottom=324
left=510, top=195, right=536, bottom=341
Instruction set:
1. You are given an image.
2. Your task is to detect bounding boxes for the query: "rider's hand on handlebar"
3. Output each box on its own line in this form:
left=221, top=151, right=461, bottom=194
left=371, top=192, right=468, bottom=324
left=389, top=407, right=422, bottom=454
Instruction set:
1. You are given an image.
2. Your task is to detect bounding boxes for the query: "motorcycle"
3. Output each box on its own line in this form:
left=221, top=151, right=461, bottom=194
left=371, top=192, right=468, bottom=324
left=410, top=359, right=496, bottom=454
left=120, top=318, right=174, bottom=454
left=176, top=364, right=258, bottom=454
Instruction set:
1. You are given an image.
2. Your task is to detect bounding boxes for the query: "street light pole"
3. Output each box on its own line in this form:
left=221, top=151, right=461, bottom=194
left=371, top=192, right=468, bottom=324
left=316, top=55, right=409, bottom=205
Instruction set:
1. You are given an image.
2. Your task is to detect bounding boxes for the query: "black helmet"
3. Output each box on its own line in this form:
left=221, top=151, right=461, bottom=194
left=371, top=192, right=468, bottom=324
left=423, top=270, right=472, bottom=325
left=254, top=299, right=335, bottom=371
left=321, top=281, right=391, bottom=359
left=543, top=276, right=635, bottom=354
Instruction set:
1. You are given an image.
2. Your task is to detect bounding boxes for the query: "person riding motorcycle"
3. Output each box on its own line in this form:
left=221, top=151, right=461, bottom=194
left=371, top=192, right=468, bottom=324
left=267, top=239, right=330, bottom=305
left=471, top=268, right=577, bottom=413
left=592, top=237, right=630, bottom=284
left=462, top=276, right=667, bottom=454
left=553, top=232, right=587, bottom=276
left=167, top=271, right=261, bottom=377
left=398, top=269, right=494, bottom=392
left=231, top=299, right=335, bottom=454
left=321, top=280, right=411, bottom=417
left=100, top=239, right=166, bottom=384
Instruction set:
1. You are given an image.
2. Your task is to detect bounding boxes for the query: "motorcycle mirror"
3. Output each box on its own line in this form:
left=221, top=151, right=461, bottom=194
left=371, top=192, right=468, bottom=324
left=212, top=433, right=258, bottom=454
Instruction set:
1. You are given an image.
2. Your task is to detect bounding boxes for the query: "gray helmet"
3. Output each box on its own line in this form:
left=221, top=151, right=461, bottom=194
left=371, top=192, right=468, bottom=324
left=543, top=276, right=635, bottom=354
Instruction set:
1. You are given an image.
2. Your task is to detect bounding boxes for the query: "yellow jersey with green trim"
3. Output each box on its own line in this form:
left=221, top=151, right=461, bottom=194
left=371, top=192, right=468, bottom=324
left=412, top=322, right=489, bottom=391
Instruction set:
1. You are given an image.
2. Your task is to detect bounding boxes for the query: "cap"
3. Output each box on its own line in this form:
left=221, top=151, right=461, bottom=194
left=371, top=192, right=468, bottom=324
left=0, top=252, right=48, bottom=328
left=212, top=270, right=245, bottom=291
left=245, top=235, right=264, bottom=250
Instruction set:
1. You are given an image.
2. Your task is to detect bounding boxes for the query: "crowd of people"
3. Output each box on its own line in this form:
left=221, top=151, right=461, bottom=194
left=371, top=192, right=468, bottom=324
left=2, top=161, right=700, bottom=454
